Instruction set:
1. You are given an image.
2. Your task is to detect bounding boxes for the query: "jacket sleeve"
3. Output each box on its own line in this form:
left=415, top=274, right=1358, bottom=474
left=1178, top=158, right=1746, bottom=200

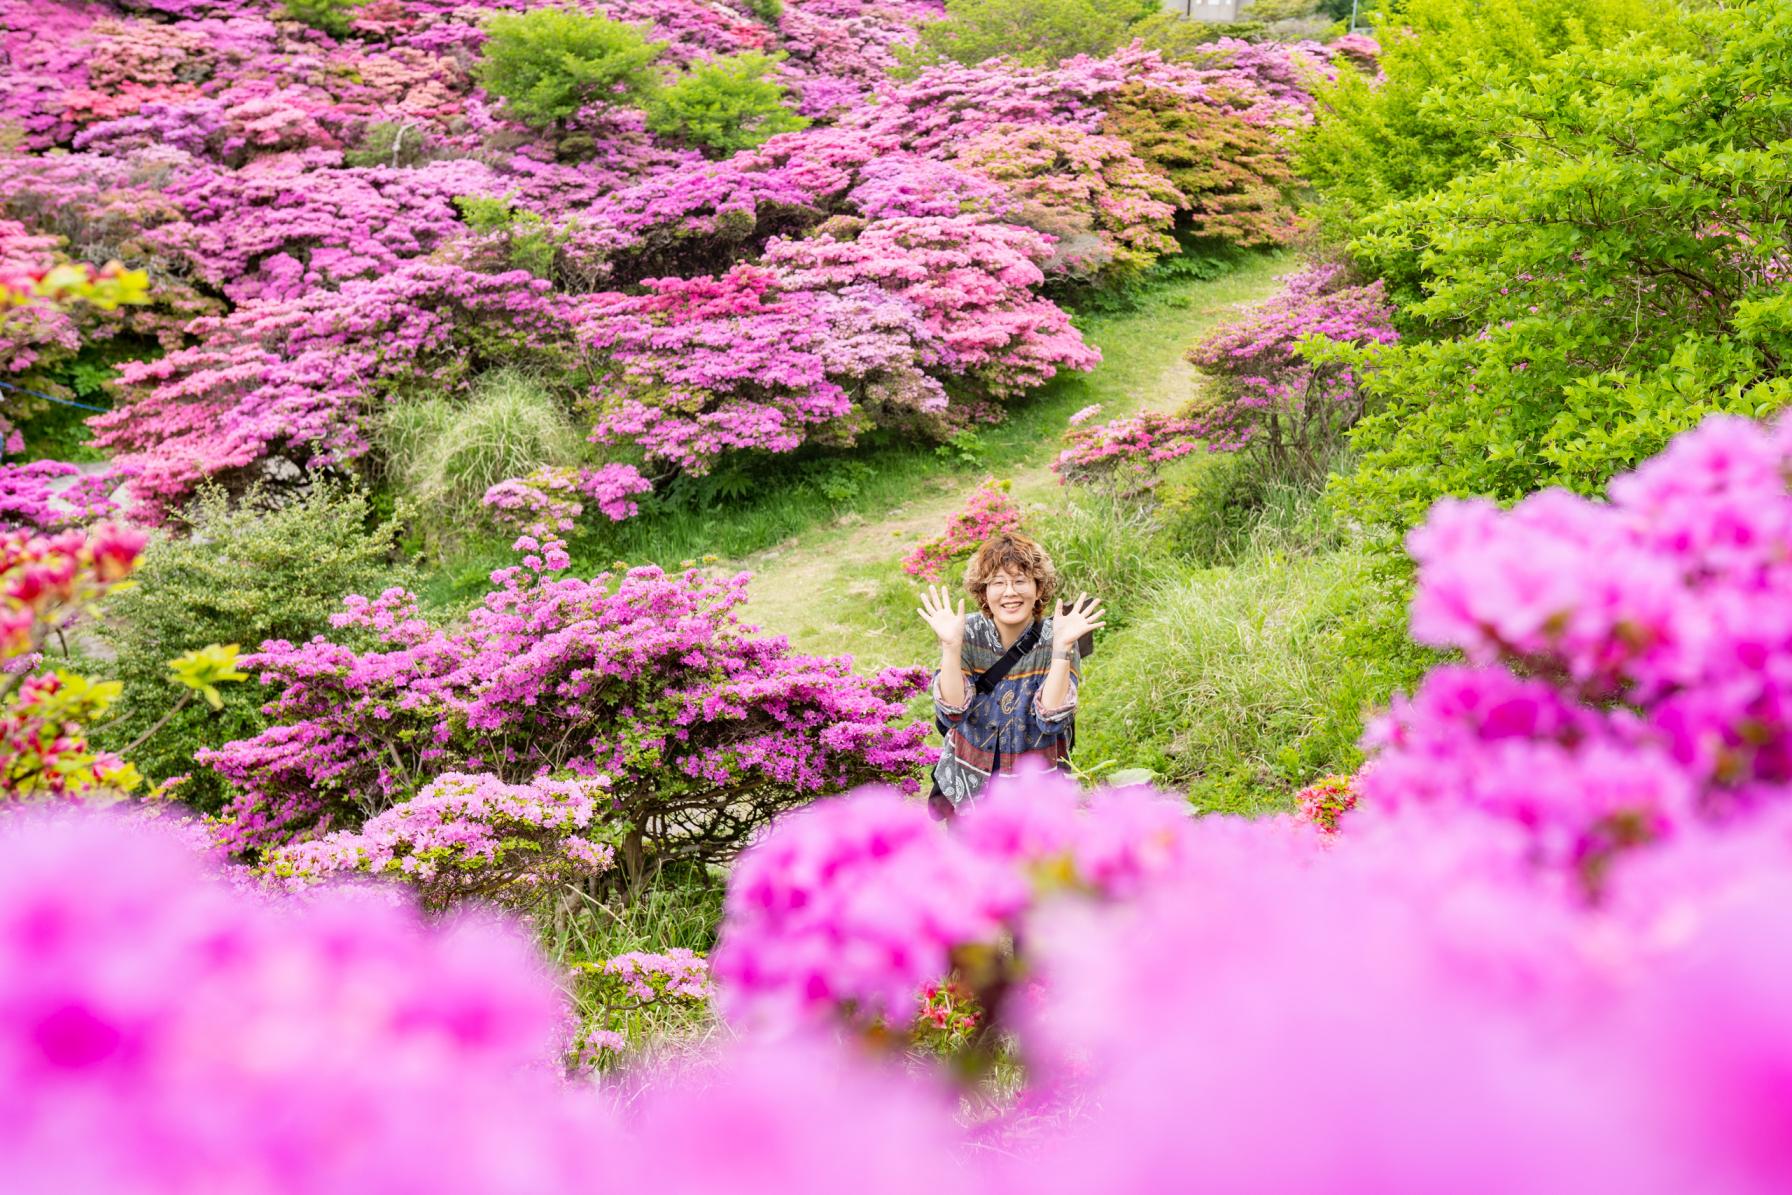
left=932, top=669, right=974, bottom=725
left=1029, top=646, right=1080, bottom=731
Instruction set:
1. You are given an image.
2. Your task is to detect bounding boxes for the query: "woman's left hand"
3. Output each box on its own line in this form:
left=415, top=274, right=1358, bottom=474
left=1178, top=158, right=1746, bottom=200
left=1053, top=592, right=1106, bottom=651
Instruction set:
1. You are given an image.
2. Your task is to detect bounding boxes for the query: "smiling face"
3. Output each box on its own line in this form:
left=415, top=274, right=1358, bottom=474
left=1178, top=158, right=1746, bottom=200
left=984, top=567, right=1040, bottom=634
left=964, top=532, right=1057, bottom=634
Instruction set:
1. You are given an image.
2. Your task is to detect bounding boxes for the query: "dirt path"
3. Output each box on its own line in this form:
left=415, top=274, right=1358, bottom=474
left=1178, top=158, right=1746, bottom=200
left=727, top=257, right=1288, bottom=662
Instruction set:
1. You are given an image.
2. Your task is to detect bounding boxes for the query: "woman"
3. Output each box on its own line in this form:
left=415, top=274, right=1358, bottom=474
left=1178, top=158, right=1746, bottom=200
left=917, top=531, right=1105, bottom=815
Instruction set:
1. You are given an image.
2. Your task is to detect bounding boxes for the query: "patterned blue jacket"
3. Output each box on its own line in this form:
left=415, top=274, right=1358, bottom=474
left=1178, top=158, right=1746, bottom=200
left=930, top=613, right=1079, bottom=808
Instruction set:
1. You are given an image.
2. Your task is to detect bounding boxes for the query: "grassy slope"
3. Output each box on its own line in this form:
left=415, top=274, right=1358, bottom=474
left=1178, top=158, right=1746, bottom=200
left=719, top=253, right=1291, bottom=672
left=417, top=254, right=1289, bottom=613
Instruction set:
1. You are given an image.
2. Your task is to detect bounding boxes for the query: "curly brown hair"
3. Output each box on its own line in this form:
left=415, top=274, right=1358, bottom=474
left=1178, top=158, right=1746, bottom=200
left=964, top=532, right=1059, bottom=619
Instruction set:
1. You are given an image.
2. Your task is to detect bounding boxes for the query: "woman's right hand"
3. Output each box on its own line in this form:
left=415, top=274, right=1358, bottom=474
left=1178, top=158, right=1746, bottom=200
left=918, top=584, right=966, bottom=649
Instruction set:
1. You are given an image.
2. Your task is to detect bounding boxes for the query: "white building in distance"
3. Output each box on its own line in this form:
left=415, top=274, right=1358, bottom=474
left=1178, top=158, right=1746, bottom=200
left=1160, top=0, right=1243, bottom=21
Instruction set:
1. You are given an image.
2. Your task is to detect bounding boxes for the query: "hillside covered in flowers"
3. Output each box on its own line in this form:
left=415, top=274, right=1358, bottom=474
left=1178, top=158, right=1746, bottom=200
left=0, top=0, right=1370, bottom=523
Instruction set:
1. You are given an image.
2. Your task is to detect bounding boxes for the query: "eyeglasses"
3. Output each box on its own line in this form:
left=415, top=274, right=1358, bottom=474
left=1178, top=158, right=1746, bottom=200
left=985, top=576, right=1036, bottom=593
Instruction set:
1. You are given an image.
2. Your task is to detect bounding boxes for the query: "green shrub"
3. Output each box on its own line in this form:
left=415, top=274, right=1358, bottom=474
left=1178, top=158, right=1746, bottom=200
left=379, top=370, right=583, bottom=539
left=901, top=0, right=1158, bottom=70
left=1297, top=0, right=1662, bottom=265
left=280, top=0, right=368, bottom=37
left=454, top=196, right=566, bottom=278
left=1129, top=12, right=1266, bottom=56
left=644, top=52, right=808, bottom=155
left=93, top=485, right=412, bottom=813
left=475, top=8, right=665, bottom=129
left=1332, top=1, right=1792, bottom=532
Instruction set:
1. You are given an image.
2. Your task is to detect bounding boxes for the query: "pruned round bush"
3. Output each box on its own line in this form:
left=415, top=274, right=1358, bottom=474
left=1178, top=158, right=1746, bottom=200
left=645, top=52, right=809, bottom=155
left=474, top=7, right=665, bottom=130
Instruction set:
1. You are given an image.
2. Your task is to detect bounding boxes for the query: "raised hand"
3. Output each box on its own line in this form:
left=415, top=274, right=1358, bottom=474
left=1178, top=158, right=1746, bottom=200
left=1053, top=592, right=1106, bottom=651
left=917, top=584, right=967, bottom=649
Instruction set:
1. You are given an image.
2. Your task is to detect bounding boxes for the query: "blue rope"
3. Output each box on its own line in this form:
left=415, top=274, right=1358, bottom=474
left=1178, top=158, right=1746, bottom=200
left=0, top=378, right=108, bottom=413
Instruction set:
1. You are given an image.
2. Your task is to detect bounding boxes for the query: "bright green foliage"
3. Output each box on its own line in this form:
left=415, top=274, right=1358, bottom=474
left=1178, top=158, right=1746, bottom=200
left=644, top=53, right=808, bottom=155
left=1334, top=1, right=1792, bottom=531
left=474, top=8, right=665, bottom=129
left=454, top=196, right=568, bottom=278
left=167, top=645, right=248, bottom=712
left=279, top=0, right=369, bottom=38
left=1128, top=13, right=1264, bottom=59
left=93, top=487, right=411, bottom=813
left=905, top=0, right=1158, bottom=69
left=1297, top=0, right=1662, bottom=263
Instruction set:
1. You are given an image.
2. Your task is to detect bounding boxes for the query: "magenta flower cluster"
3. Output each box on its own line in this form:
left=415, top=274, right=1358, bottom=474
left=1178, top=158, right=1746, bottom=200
left=1359, top=413, right=1792, bottom=884
left=0, top=809, right=606, bottom=1195
left=198, top=535, right=933, bottom=876
left=1185, top=259, right=1398, bottom=464
left=900, top=478, right=1023, bottom=582
left=264, top=771, right=617, bottom=911
left=483, top=463, right=654, bottom=540
left=711, top=769, right=1209, bottom=1031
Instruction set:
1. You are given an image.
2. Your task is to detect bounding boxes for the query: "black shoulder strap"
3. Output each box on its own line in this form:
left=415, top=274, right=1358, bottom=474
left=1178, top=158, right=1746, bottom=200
left=973, top=620, right=1041, bottom=695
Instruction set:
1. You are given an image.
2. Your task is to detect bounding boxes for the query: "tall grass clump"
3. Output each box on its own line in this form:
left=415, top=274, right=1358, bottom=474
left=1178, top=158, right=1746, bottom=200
left=379, top=370, right=582, bottom=540
left=1075, top=541, right=1378, bottom=813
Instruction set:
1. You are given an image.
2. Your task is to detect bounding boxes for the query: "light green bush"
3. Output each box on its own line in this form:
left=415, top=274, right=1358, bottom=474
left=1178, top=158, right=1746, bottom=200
left=475, top=8, right=664, bottom=129
left=380, top=370, right=583, bottom=536
left=644, top=53, right=808, bottom=155
left=454, top=196, right=567, bottom=279
left=1297, top=0, right=1662, bottom=266
left=1332, top=1, right=1792, bottom=532
left=281, top=0, right=368, bottom=37
left=92, top=485, right=412, bottom=813
left=901, top=0, right=1158, bottom=70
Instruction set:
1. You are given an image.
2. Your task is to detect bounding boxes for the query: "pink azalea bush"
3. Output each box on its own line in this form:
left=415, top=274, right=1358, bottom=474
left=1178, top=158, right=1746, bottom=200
left=0, top=462, right=124, bottom=532
left=483, top=463, right=654, bottom=537
left=262, top=771, right=618, bottom=911
left=92, top=262, right=571, bottom=517
left=764, top=216, right=1100, bottom=394
left=577, top=264, right=944, bottom=476
left=1185, top=260, right=1398, bottom=472
left=0, top=808, right=609, bottom=1195
left=1358, top=413, right=1792, bottom=889
left=900, top=478, right=1022, bottom=582
left=569, top=947, right=714, bottom=1067
left=199, top=533, right=933, bottom=884
left=1052, top=407, right=1203, bottom=495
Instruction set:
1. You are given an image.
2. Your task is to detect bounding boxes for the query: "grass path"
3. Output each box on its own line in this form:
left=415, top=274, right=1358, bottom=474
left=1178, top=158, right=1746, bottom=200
left=728, top=254, right=1289, bottom=667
